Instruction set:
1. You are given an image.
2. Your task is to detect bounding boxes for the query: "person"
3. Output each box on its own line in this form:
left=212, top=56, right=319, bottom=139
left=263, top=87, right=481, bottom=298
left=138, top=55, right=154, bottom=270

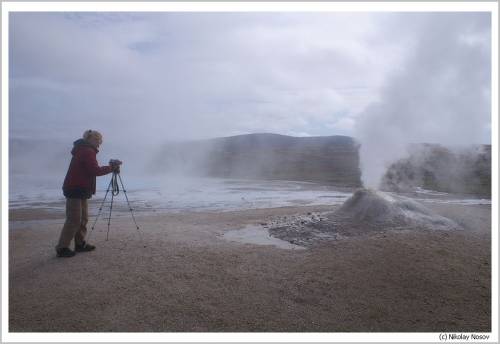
left=55, top=130, right=119, bottom=258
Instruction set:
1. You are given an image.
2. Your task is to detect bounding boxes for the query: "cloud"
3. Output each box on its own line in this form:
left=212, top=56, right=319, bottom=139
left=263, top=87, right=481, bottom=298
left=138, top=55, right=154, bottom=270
left=9, top=12, right=406, bottom=145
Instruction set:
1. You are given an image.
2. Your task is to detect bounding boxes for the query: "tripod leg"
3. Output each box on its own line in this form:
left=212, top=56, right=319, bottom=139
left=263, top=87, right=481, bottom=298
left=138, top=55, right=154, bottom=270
left=87, top=178, right=113, bottom=243
left=106, top=189, right=115, bottom=241
left=117, top=173, right=146, bottom=247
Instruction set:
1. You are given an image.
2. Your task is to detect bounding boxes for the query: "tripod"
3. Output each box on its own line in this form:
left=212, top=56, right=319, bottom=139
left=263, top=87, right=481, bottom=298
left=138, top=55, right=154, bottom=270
left=88, top=171, right=145, bottom=246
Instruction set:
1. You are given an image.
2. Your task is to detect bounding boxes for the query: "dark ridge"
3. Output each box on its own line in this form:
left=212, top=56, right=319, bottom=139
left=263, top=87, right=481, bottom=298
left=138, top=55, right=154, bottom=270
left=382, top=143, right=491, bottom=196
left=155, top=133, right=362, bottom=187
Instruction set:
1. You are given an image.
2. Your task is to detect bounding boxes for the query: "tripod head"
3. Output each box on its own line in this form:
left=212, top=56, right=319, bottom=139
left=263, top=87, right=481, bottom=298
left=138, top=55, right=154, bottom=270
left=109, top=159, right=122, bottom=174
left=109, top=159, right=123, bottom=173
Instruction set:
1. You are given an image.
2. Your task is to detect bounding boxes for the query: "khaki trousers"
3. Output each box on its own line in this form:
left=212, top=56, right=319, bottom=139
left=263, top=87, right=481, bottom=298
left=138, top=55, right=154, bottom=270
left=56, top=198, right=89, bottom=249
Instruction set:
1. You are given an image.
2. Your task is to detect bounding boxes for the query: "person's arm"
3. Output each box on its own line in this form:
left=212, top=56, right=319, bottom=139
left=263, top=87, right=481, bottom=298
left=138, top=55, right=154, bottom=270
left=80, top=148, right=113, bottom=176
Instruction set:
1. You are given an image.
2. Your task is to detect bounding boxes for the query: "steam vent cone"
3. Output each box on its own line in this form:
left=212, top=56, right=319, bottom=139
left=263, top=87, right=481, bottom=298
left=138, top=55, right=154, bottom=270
left=336, top=188, right=460, bottom=231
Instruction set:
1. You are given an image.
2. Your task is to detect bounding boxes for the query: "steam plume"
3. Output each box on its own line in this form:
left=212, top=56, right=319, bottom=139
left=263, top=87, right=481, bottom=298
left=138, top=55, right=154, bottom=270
left=355, top=13, right=491, bottom=189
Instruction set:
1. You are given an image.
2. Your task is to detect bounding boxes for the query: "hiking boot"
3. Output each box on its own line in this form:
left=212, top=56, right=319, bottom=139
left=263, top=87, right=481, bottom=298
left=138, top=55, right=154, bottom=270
left=75, top=241, right=96, bottom=252
left=56, top=247, right=76, bottom=258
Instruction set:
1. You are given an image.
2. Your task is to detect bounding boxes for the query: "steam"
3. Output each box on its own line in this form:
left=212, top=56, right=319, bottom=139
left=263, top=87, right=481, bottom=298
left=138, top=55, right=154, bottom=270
left=355, top=13, right=491, bottom=189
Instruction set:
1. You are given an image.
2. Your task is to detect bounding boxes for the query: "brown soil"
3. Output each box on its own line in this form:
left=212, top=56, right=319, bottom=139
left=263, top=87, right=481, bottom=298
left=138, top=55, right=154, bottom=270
left=9, top=203, right=491, bottom=332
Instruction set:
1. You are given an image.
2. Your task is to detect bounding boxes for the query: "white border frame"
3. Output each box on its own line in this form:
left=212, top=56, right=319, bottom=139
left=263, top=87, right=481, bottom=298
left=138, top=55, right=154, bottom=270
left=2, top=2, right=498, bottom=343
left=0, top=1, right=499, bottom=12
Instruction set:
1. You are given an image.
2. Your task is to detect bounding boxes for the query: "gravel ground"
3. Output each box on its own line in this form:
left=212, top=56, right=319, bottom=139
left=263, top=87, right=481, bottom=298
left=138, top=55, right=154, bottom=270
left=9, top=203, right=491, bottom=332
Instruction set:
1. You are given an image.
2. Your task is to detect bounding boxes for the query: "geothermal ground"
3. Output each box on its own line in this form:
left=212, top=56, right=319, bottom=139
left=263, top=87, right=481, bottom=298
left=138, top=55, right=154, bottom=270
left=8, top=190, right=491, bottom=332
left=267, top=189, right=466, bottom=245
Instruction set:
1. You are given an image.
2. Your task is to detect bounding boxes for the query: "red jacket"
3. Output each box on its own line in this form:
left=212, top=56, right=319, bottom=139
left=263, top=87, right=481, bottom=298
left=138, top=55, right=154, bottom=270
left=63, top=139, right=113, bottom=199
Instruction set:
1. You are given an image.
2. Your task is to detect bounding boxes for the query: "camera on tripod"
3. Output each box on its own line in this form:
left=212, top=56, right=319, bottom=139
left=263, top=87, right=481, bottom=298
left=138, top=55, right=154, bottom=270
left=109, top=159, right=122, bottom=167
left=109, top=159, right=122, bottom=173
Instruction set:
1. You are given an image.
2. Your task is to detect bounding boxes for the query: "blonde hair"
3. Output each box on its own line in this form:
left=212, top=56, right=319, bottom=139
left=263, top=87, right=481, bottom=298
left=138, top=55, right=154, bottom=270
left=83, top=129, right=103, bottom=143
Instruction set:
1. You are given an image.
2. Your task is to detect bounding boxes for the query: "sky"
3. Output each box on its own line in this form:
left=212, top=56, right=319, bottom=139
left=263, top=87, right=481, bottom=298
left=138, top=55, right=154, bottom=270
left=9, top=11, right=491, bottom=148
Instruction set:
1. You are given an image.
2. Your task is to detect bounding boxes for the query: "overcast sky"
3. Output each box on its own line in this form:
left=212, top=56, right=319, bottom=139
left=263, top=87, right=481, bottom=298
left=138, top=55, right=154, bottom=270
left=9, top=11, right=491, bottom=146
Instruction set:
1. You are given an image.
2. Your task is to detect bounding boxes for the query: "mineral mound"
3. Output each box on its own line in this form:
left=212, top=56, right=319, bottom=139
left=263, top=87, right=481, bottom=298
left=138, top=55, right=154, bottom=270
left=268, top=188, right=461, bottom=247
left=336, top=188, right=459, bottom=231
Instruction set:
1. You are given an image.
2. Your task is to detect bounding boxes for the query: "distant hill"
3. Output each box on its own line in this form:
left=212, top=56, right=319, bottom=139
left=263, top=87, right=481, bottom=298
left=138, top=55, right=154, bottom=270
left=154, top=133, right=363, bottom=187
left=9, top=137, right=69, bottom=175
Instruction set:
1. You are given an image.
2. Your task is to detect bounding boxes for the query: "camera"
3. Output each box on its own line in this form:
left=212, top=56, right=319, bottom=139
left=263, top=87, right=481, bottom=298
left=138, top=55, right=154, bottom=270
left=109, top=159, right=123, bottom=173
left=109, top=159, right=123, bottom=167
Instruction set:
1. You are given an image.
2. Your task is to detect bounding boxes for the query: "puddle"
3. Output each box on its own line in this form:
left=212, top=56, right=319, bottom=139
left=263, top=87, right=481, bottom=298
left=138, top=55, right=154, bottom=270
left=222, top=225, right=306, bottom=250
